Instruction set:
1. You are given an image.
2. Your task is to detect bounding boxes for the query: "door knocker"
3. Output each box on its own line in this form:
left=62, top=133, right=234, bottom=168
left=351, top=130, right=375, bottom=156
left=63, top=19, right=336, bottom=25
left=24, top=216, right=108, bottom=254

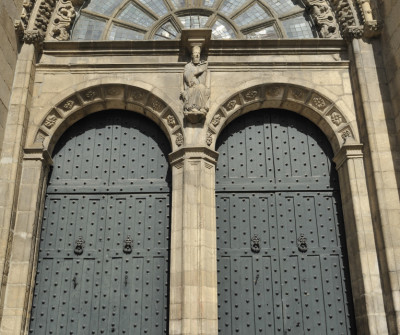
left=74, top=236, right=85, bottom=255
left=123, top=235, right=133, bottom=254
left=251, top=234, right=261, bottom=253
left=297, top=233, right=308, bottom=253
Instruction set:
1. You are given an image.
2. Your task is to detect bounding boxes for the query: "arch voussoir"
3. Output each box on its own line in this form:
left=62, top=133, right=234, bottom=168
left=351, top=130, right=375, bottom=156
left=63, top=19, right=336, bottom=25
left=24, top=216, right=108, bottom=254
left=31, top=83, right=185, bottom=155
left=206, top=83, right=358, bottom=154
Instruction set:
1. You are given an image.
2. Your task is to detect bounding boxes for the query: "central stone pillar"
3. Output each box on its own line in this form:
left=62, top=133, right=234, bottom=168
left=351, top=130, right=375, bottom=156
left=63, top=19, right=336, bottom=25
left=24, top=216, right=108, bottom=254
left=168, top=147, right=219, bottom=335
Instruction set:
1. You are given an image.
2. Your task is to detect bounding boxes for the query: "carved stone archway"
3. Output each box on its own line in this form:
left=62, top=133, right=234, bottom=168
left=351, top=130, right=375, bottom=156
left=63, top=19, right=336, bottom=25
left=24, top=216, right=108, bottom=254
left=29, top=83, right=185, bottom=154
left=205, top=83, right=358, bottom=154
left=203, top=83, right=388, bottom=334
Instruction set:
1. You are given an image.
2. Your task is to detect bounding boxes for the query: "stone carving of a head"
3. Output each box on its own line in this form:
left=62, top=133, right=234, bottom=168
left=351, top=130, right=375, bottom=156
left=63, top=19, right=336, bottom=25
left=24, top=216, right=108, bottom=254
left=191, top=46, right=201, bottom=65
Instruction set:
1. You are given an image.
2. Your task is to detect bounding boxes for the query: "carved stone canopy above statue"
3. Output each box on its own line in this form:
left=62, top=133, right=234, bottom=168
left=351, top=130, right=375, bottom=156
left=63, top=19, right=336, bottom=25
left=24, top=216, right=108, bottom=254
left=180, top=29, right=212, bottom=55
left=180, top=29, right=212, bottom=124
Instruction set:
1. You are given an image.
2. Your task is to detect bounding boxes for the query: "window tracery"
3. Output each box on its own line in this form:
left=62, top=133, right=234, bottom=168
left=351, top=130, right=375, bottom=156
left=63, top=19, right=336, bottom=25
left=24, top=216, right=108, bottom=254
left=71, top=0, right=318, bottom=40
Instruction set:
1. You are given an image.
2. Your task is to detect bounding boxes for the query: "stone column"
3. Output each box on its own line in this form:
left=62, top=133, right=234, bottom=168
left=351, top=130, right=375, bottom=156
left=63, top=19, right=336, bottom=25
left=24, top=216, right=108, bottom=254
left=0, top=149, right=51, bottom=335
left=168, top=147, right=219, bottom=335
left=334, top=144, right=388, bottom=335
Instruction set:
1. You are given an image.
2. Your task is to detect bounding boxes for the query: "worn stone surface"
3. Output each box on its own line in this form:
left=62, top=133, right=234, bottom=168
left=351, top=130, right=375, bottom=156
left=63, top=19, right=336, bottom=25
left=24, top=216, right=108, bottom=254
left=0, top=0, right=24, bottom=155
left=349, top=38, right=400, bottom=334
left=0, top=21, right=398, bottom=335
left=379, top=0, right=400, bottom=141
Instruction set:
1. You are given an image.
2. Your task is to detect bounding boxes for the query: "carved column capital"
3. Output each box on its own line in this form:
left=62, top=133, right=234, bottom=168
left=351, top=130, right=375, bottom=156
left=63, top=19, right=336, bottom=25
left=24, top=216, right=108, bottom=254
left=23, top=147, right=53, bottom=166
left=342, top=26, right=364, bottom=41
left=333, top=143, right=364, bottom=170
left=14, top=0, right=65, bottom=47
left=169, top=147, right=219, bottom=167
left=22, top=29, right=45, bottom=45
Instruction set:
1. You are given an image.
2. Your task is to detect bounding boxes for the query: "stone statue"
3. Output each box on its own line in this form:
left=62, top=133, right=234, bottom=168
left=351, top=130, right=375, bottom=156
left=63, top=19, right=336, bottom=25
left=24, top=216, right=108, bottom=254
left=181, top=45, right=210, bottom=123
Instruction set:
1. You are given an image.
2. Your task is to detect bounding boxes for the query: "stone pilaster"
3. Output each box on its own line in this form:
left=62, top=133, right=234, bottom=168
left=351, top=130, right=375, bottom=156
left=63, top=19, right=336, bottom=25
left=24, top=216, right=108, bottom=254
left=168, top=147, right=219, bottom=335
left=334, top=144, right=388, bottom=334
left=0, top=150, right=51, bottom=335
left=0, top=43, right=36, bottom=328
left=350, top=38, right=400, bottom=334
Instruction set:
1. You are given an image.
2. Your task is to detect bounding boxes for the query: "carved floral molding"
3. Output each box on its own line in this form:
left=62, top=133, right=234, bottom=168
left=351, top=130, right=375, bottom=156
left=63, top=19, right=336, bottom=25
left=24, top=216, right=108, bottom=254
left=206, top=84, right=356, bottom=149
left=15, top=0, right=80, bottom=45
left=304, top=0, right=341, bottom=38
left=48, top=0, right=76, bottom=41
left=33, top=84, right=184, bottom=150
left=329, top=0, right=382, bottom=40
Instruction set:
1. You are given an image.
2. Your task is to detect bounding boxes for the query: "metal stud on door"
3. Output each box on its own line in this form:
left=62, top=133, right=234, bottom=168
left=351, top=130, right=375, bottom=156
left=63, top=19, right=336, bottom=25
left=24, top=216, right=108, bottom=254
left=29, top=111, right=171, bottom=334
left=216, top=109, right=355, bottom=334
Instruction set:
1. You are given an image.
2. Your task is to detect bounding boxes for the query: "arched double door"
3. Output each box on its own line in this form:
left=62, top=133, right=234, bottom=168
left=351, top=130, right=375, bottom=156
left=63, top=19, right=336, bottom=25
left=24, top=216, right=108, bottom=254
left=216, top=109, right=355, bottom=334
left=30, top=108, right=355, bottom=334
left=29, top=111, right=171, bottom=334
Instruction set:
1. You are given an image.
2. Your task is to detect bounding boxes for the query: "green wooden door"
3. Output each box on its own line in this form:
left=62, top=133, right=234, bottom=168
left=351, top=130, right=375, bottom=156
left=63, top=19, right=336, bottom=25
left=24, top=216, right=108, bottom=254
left=29, top=111, right=171, bottom=334
left=216, top=109, right=355, bottom=334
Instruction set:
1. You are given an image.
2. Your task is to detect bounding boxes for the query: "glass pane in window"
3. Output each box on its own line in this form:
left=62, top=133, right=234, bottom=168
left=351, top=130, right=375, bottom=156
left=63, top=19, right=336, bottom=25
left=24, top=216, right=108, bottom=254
left=71, top=14, right=106, bottom=40
left=245, top=25, right=278, bottom=39
left=108, top=24, right=145, bottom=40
left=219, top=0, right=247, bottom=16
left=203, top=0, right=216, bottom=7
left=117, top=3, right=155, bottom=27
left=212, top=19, right=236, bottom=39
left=282, top=14, right=314, bottom=38
left=154, top=21, right=179, bottom=39
left=138, top=0, right=168, bottom=16
left=179, top=15, right=209, bottom=28
left=234, top=3, right=269, bottom=27
left=170, top=0, right=185, bottom=9
left=262, top=0, right=301, bottom=16
left=86, top=0, right=124, bottom=16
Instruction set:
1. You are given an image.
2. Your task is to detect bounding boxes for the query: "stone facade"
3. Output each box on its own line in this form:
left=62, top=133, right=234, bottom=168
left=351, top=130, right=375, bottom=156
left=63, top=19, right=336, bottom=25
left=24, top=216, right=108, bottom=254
left=0, top=0, right=24, bottom=154
left=0, top=1, right=399, bottom=334
left=379, top=0, right=400, bottom=154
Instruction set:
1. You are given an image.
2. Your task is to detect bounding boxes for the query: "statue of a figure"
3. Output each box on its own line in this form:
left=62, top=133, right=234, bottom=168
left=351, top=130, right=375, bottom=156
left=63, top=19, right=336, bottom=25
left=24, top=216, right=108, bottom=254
left=181, top=45, right=210, bottom=123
